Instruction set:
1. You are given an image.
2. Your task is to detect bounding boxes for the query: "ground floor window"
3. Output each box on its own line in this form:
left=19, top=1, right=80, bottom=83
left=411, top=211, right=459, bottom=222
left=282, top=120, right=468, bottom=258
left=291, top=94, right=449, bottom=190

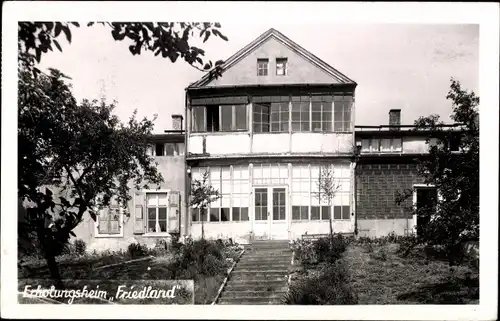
left=146, top=193, right=168, bottom=233
left=97, top=201, right=122, bottom=236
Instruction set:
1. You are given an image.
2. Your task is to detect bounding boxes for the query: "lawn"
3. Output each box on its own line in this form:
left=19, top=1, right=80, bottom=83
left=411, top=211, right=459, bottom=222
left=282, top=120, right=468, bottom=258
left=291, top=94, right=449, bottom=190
left=342, top=243, right=479, bottom=304
left=18, top=240, right=242, bottom=305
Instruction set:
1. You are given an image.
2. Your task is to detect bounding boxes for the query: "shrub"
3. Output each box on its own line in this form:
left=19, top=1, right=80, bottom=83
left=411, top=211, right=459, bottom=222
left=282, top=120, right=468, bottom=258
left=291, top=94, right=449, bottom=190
left=285, top=260, right=358, bottom=305
left=127, top=243, right=149, bottom=258
left=370, top=247, right=388, bottom=261
left=168, top=239, right=227, bottom=280
left=292, top=234, right=349, bottom=265
left=74, top=239, right=87, bottom=256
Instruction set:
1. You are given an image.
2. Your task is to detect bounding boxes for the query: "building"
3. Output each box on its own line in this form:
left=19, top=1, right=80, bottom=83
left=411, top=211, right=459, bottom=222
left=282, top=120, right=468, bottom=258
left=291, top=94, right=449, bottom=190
left=184, top=28, right=358, bottom=242
left=354, top=109, right=462, bottom=237
left=70, top=115, right=187, bottom=251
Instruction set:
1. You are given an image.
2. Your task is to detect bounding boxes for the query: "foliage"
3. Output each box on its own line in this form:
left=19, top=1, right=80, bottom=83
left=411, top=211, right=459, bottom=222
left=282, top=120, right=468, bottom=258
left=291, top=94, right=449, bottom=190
left=291, top=234, right=349, bottom=265
left=18, top=66, right=164, bottom=284
left=189, top=171, right=221, bottom=239
left=18, top=22, right=227, bottom=78
left=127, top=243, right=150, bottom=258
left=285, top=261, right=358, bottom=305
left=73, top=239, right=87, bottom=256
left=395, top=78, right=479, bottom=266
left=313, top=166, right=341, bottom=241
left=167, top=238, right=229, bottom=280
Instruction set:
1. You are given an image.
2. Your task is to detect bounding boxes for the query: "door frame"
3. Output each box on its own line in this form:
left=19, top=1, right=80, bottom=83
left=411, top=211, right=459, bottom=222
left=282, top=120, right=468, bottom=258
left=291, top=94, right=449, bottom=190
left=412, top=184, right=439, bottom=234
left=251, top=185, right=289, bottom=240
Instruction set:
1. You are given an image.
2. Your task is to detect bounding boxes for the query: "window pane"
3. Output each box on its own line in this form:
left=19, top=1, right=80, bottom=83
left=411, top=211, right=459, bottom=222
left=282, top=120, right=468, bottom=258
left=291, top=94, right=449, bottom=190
left=221, top=208, right=230, bottom=221
left=241, top=208, right=249, bottom=221
left=234, top=105, right=247, bottom=130
left=292, top=206, right=301, bottom=220
left=342, top=206, right=350, bottom=220
left=372, top=139, right=379, bottom=151
left=380, top=139, right=391, bottom=152
left=147, top=207, right=156, bottom=220
left=192, top=106, right=205, bottom=132
left=361, top=139, right=370, bottom=151
left=334, top=206, right=342, bottom=219
left=200, top=209, right=208, bottom=222
left=393, top=138, right=402, bottom=151
left=158, top=207, right=167, bottom=220
left=192, top=208, right=199, bottom=222
left=220, top=105, right=232, bottom=131
left=165, top=143, right=175, bottom=156
left=334, top=121, right=343, bottom=132
left=158, top=193, right=168, bottom=206
left=311, top=206, right=320, bottom=220
left=321, top=206, right=331, bottom=220
left=232, top=208, right=240, bottom=221
left=207, top=106, right=220, bottom=132
left=300, top=206, right=309, bottom=220
left=210, top=208, right=219, bottom=222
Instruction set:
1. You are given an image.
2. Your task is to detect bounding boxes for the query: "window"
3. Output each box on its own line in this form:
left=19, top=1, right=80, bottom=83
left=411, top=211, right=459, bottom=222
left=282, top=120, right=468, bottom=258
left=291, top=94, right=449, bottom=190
left=253, top=103, right=270, bottom=133
left=257, top=58, right=269, bottom=76
left=361, top=139, right=370, bottom=152
left=393, top=138, right=402, bottom=152
left=333, top=191, right=350, bottom=220
left=333, top=205, right=351, bottom=220
left=208, top=167, right=231, bottom=222
left=191, top=208, right=207, bottom=222
left=254, top=188, right=268, bottom=220
left=232, top=165, right=249, bottom=221
left=97, top=199, right=122, bottom=236
left=192, top=106, right=206, bottom=132
left=291, top=100, right=310, bottom=132
left=146, top=193, right=168, bottom=233
left=155, top=143, right=164, bottom=156
left=253, top=163, right=288, bottom=185
left=276, top=58, right=287, bottom=76
left=366, top=138, right=402, bottom=153
left=292, top=165, right=310, bottom=220
left=206, top=105, right=220, bottom=132
left=380, top=138, right=392, bottom=152
left=234, top=105, right=247, bottom=130
left=334, top=101, right=351, bottom=132
left=154, top=143, right=183, bottom=156
left=270, top=102, right=289, bottom=132
left=311, top=101, right=333, bottom=132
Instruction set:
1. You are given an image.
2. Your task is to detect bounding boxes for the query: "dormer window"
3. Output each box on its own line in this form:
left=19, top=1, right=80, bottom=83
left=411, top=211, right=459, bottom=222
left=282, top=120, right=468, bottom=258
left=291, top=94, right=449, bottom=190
left=257, top=58, right=268, bottom=76
left=276, top=58, right=287, bottom=76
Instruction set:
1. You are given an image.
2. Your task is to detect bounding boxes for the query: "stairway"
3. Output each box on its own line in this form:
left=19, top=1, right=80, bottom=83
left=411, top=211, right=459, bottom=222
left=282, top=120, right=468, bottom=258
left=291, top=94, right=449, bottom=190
left=217, top=240, right=292, bottom=305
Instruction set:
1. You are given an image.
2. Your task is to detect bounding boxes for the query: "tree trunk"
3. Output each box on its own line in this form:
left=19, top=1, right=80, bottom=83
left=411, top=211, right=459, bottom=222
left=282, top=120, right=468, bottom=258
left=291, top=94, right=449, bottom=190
left=328, top=201, right=334, bottom=244
left=36, top=222, right=64, bottom=289
left=201, top=207, right=205, bottom=239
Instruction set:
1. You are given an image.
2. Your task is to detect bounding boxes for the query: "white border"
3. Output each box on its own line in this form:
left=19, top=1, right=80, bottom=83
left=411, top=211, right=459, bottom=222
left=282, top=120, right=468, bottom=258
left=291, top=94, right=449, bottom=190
left=2, top=2, right=498, bottom=320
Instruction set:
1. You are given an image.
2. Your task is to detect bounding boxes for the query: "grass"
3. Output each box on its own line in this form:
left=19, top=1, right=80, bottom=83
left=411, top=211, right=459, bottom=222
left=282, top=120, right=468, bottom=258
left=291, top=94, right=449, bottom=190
left=343, top=243, right=479, bottom=304
left=19, top=242, right=240, bottom=305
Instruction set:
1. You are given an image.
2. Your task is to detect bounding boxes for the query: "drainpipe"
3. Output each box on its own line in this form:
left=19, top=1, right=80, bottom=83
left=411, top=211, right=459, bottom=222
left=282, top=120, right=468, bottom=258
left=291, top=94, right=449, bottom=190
left=353, top=143, right=362, bottom=237
left=184, top=88, right=190, bottom=238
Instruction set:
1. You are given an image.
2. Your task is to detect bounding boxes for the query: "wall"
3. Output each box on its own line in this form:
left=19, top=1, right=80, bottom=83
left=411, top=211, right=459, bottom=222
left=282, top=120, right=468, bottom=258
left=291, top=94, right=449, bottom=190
left=188, top=131, right=353, bottom=156
left=355, top=161, right=424, bottom=236
left=71, top=155, right=186, bottom=252
left=205, top=37, right=341, bottom=87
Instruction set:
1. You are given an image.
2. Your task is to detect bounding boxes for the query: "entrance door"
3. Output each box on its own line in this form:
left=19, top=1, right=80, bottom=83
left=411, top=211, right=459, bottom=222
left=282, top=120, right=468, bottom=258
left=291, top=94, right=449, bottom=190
left=252, top=187, right=288, bottom=240
left=414, top=186, right=438, bottom=236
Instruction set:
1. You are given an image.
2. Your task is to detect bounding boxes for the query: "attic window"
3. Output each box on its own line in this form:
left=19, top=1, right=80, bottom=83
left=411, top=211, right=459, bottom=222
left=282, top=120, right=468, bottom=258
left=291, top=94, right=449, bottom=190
left=257, top=59, right=268, bottom=76
left=276, top=58, right=287, bottom=76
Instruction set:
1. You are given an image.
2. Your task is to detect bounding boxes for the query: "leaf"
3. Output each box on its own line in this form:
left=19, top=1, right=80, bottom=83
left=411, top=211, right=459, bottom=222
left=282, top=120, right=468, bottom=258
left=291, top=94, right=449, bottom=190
left=214, top=22, right=221, bottom=28
left=60, top=196, right=71, bottom=207
left=53, top=39, right=62, bottom=52
left=62, top=25, right=72, bottom=43
left=35, top=48, right=41, bottom=63
left=54, top=22, right=62, bottom=37
left=71, top=22, right=80, bottom=27
left=87, top=22, right=95, bottom=27
left=203, top=30, right=211, bottom=43
left=89, top=211, right=97, bottom=221
left=69, top=230, right=76, bottom=237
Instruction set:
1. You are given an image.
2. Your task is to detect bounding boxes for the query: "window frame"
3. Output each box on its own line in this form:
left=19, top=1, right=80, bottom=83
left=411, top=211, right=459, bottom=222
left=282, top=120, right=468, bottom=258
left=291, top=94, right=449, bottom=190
left=145, top=192, right=169, bottom=234
left=276, top=57, right=287, bottom=76
left=257, top=58, right=269, bottom=76
left=95, top=202, right=124, bottom=238
left=333, top=100, right=352, bottom=133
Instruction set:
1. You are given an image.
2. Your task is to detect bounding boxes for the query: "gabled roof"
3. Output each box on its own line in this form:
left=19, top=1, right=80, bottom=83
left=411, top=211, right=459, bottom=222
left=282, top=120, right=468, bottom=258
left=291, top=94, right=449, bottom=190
left=188, top=28, right=356, bottom=88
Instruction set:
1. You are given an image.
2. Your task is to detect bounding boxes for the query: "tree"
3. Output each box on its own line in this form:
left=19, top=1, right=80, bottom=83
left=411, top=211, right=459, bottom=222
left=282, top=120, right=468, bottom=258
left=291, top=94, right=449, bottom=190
left=189, top=170, right=221, bottom=239
left=18, top=67, right=164, bottom=286
left=18, top=22, right=227, bottom=78
left=314, top=165, right=341, bottom=243
left=395, top=78, right=479, bottom=265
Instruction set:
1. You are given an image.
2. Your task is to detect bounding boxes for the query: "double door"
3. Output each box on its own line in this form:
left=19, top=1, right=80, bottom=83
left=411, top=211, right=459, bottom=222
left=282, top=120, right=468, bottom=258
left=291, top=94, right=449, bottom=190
left=253, top=186, right=288, bottom=240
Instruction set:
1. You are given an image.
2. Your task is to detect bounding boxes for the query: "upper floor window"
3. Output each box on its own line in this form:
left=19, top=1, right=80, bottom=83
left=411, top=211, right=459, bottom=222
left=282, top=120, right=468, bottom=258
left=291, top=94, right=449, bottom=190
left=359, top=138, right=403, bottom=153
left=253, top=103, right=270, bottom=133
left=276, top=58, right=287, bottom=76
left=192, top=105, right=247, bottom=132
left=311, top=100, right=333, bottom=132
left=96, top=198, right=123, bottom=237
left=291, top=97, right=311, bottom=132
left=257, top=58, right=269, bottom=76
left=334, top=101, right=351, bottom=132
left=154, top=142, right=184, bottom=156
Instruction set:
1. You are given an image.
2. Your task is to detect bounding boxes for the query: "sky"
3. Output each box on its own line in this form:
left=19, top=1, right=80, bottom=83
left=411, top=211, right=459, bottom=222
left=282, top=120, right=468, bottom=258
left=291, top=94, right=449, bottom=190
left=37, top=23, right=479, bottom=133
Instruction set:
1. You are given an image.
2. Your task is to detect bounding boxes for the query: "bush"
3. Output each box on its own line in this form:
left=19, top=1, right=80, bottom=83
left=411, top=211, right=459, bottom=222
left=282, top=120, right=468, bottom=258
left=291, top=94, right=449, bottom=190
left=285, top=260, right=358, bottom=305
left=168, top=239, right=227, bottom=280
left=292, top=234, right=349, bottom=265
left=74, top=239, right=87, bottom=256
left=127, top=243, right=149, bottom=258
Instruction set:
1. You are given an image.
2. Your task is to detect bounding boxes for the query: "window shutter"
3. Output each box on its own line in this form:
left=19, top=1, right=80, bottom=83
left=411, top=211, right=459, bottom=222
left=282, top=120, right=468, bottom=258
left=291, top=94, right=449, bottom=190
left=133, top=192, right=145, bottom=234
left=109, top=207, right=121, bottom=234
left=98, top=208, right=110, bottom=234
left=168, top=191, right=180, bottom=233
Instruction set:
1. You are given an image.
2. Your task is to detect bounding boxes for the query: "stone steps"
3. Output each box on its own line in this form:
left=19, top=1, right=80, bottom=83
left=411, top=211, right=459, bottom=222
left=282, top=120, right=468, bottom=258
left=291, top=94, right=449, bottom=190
left=216, top=241, right=291, bottom=305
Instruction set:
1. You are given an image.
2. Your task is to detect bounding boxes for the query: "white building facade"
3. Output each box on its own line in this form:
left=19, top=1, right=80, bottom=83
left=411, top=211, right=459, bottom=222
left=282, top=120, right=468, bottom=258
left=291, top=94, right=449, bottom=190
left=184, top=29, right=358, bottom=242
